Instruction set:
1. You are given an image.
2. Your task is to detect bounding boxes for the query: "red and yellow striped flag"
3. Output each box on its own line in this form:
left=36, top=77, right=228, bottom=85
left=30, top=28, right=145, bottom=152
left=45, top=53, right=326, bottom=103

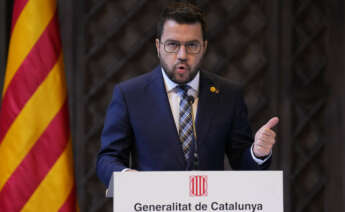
left=0, top=0, right=78, bottom=211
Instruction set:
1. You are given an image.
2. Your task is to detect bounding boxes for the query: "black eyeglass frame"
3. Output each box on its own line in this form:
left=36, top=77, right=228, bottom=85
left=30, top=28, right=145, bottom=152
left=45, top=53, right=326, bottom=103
left=159, top=40, right=203, bottom=54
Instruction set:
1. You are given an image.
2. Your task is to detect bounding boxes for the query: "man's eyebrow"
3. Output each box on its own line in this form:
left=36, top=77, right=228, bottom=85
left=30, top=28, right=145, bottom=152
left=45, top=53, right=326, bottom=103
left=186, top=40, right=201, bottom=43
left=164, top=39, right=179, bottom=42
left=164, top=39, right=200, bottom=43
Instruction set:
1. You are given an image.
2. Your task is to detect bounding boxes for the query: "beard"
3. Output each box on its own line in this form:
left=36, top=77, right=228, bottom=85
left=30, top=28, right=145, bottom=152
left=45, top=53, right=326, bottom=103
left=159, top=55, right=203, bottom=85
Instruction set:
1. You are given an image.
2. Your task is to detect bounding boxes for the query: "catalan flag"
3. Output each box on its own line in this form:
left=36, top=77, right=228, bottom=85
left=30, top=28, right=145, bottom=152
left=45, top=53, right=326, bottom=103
left=0, top=0, right=78, bottom=211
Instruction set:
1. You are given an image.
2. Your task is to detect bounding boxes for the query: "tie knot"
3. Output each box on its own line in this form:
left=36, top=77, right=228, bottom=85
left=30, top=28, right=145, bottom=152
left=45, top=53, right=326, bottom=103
left=176, top=85, right=190, bottom=94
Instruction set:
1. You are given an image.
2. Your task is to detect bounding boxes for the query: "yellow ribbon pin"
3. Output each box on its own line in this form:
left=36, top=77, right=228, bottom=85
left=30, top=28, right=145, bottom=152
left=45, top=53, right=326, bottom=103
left=210, top=86, right=219, bottom=93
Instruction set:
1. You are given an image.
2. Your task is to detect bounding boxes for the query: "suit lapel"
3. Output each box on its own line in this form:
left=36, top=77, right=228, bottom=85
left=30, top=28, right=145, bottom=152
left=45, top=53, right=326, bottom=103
left=146, top=67, right=186, bottom=167
left=196, top=72, right=219, bottom=147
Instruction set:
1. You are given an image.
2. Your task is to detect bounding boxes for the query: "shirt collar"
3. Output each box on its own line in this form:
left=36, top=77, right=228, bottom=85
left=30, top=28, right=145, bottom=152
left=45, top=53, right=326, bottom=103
left=161, top=68, right=200, bottom=93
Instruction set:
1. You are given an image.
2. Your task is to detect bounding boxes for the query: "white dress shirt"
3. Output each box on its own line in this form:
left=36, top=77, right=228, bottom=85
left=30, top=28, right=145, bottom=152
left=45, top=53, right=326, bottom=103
left=161, top=69, right=199, bottom=132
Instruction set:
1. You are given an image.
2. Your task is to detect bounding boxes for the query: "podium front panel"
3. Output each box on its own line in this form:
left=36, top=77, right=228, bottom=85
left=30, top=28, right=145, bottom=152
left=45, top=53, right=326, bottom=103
left=112, top=171, right=283, bottom=212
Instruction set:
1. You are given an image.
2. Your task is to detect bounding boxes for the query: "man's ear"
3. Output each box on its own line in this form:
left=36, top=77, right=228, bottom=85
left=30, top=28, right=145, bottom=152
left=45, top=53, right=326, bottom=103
left=155, top=38, right=160, bottom=57
left=203, top=40, right=208, bottom=53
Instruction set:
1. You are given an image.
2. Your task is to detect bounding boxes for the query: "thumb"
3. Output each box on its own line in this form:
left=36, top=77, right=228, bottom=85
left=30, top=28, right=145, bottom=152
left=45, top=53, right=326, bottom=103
left=263, top=117, right=279, bottom=129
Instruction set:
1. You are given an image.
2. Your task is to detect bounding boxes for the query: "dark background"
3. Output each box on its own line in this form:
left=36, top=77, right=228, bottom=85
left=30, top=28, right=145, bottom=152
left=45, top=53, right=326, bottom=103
left=0, top=0, right=344, bottom=211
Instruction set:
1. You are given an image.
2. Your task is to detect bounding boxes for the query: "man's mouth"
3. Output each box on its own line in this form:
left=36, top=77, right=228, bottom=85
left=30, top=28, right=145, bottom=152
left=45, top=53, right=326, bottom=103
left=176, top=64, right=189, bottom=74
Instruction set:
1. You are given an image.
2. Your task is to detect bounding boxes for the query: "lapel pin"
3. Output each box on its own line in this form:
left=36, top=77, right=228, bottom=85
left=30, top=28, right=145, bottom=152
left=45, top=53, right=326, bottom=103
left=210, top=86, right=219, bottom=94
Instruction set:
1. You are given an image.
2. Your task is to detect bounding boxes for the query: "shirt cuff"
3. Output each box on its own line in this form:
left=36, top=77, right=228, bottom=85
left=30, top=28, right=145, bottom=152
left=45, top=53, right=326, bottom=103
left=121, top=168, right=131, bottom=172
left=250, top=144, right=272, bottom=165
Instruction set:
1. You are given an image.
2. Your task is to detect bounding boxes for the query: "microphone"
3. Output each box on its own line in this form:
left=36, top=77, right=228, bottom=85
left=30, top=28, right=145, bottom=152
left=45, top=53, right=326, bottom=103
left=187, top=95, right=194, bottom=104
left=187, top=95, right=198, bottom=170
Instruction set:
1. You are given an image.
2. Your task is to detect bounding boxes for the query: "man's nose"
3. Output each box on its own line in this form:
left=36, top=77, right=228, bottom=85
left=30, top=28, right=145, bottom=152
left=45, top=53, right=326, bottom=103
left=177, top=45, right=187, bottom=60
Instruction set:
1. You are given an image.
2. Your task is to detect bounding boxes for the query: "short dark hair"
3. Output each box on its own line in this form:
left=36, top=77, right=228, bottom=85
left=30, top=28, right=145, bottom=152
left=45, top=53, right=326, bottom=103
left=156, top=2, right=207, bottom=40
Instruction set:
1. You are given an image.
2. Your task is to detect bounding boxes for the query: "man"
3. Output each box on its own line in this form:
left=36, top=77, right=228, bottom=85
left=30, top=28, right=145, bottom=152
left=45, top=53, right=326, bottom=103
left=96, top=2, right=278, bottom=187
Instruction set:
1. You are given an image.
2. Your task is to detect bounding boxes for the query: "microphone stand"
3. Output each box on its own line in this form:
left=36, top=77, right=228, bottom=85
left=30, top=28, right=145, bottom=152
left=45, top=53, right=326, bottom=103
left=188, top=96, right=199, bottom=170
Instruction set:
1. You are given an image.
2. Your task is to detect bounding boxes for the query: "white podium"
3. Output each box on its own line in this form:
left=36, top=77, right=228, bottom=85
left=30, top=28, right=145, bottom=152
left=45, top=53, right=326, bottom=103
left=107, top=171, right=283, bottom=212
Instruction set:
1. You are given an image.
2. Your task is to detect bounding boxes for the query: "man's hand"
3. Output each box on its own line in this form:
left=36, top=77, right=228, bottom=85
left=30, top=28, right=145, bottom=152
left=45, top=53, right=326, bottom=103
left=253, top=117, right=279, bottom=158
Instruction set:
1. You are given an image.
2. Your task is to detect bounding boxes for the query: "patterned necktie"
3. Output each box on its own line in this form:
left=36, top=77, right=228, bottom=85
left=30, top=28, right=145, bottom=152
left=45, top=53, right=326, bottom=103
left=177, top=85, right=194, bottom=161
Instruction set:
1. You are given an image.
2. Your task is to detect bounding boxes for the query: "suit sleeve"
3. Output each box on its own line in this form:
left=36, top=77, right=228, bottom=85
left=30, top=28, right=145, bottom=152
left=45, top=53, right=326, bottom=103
left=226, top=89, right=271, bottom=170
left=96, top=85, right=133, bottom=186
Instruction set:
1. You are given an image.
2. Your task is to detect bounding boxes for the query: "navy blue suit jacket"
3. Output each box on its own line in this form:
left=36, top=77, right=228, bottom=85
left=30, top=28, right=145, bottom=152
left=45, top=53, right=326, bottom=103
left=96, top=66, right=270, bottom=186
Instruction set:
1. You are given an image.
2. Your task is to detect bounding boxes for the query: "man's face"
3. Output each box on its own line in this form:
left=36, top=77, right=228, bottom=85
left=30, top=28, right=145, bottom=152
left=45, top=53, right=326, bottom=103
left=155, top=20, right=208, bottom=84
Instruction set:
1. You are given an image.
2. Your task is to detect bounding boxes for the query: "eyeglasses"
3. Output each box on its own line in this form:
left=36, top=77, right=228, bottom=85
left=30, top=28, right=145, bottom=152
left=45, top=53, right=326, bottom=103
left=161, top=40, right=202, bottom=54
